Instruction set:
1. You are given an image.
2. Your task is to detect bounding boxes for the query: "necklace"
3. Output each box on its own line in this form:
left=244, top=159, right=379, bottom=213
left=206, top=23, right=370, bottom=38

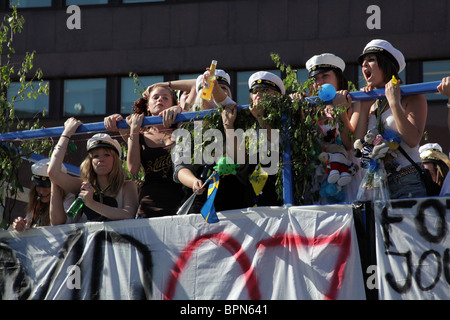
left=375, top=98, right=388, bottom=134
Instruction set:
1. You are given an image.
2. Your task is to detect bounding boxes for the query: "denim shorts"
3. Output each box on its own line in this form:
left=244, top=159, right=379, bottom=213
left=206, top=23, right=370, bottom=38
left=387, top=167, right=427, bottom=199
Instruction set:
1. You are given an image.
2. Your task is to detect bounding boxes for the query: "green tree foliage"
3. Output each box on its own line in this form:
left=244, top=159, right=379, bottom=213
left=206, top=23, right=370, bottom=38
left=0, top=6, right=50, bottom=229
left=264, top=53, right=357, bottom=204
left=122, top=72, right=145, bottom=185
left=260, top=53, right=325, bottom=205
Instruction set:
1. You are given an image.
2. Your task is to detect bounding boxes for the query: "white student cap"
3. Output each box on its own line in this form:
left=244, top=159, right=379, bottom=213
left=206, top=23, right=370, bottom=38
left=419, top=143, right=443, bottom=154
left=196, top=69, right=231, bottom=93
left=358, top=39, right=406, bottom=73
left=306, top=53, right=346, bottom=78
left=31, top=159, right=66, bottom=188
left=87, top=133, right=122, bottom=158
left=248, top=71, right=286, bottom=95
left=420, top=143, right=450, bottom=167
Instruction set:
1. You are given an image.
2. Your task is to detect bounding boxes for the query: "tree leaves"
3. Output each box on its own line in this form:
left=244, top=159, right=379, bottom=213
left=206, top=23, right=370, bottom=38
left=0, top=6, right=51, bottom=229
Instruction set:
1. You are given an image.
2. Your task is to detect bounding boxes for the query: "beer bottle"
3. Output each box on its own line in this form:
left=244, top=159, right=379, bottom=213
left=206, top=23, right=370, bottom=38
left=201, top=60, right=217, bottom=100
left=66, top=196, right=84, bottom=218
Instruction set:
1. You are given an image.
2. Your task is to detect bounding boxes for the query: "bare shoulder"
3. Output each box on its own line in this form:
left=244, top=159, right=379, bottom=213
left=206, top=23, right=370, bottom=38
left=123, top=179, right=139, bottom=192
left=402, top=94, right=427, bottom=106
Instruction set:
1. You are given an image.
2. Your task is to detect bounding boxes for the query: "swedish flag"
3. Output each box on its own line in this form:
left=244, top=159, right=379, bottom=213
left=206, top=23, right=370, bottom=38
left=200, top=171, right=220, bottom=223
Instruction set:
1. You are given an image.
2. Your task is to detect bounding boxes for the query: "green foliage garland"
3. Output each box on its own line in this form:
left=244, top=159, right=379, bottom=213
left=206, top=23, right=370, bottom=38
left=189, top=53, right=356, bottom=205
left=0, top=7, right=51, bottom=229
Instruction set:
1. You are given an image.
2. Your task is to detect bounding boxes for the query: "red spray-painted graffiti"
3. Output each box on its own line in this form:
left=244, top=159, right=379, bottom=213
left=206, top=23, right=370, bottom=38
left=164, top=227, right=351, bottom=300
left=164, top=232, right=261, bottom=300
left=256, top=227, right=351, bottom=300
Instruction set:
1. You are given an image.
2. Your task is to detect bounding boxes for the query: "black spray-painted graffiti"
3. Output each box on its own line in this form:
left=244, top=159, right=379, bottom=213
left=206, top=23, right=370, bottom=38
left=381, top=198, right=450, bottom=294
left=0, top=229, right=152, bottom=300
left=0, top=242, right=32, bottom=300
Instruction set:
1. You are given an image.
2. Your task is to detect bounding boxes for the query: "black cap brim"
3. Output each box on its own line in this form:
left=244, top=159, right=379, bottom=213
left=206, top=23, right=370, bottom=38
left=217, top=79, right=231, bottom=88
left=88, top=142, right=120, bottom=155
left=309, top=67, right=336, bottom=78
left=357, top=49, right=400, bottom=72
left=249, top=79, right=282, bottom=93
left=32, top=176, right=51, bottom=188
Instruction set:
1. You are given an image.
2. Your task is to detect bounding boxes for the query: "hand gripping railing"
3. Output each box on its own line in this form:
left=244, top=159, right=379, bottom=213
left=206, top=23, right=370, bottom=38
left=0, top=81, right=441, bottom=205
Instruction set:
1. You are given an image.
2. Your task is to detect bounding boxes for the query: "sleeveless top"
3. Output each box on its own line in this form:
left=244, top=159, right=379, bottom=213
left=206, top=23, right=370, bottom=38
left=79, top=187, right=123, bottom=222
left=368, top=107, right=421, bottom=168
left=136, top=132, right=184, bottom=218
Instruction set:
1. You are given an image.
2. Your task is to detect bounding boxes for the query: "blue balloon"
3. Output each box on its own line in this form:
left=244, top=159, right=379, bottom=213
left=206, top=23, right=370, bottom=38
left=318, top=83, right=336, bottom=102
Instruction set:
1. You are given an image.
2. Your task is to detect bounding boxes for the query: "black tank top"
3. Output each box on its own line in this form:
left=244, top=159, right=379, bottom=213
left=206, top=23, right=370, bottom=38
left=136, top=133, right=184, bottom=218
left=81, top=193, right=118, bottom=222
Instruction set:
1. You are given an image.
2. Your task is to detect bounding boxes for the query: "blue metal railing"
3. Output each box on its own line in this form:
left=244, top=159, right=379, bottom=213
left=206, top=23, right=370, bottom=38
left=0, top=81, right=441, bottom=205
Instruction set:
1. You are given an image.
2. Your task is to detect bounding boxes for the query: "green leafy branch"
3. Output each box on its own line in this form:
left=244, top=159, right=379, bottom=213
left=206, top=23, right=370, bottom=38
left=0, top=6, right=51, bottom=229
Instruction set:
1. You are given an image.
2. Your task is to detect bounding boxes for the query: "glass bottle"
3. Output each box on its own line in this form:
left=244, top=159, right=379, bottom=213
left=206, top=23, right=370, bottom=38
left=66, top=196, right=84, bottom=218
left=201, top=60, right=217, bottom=100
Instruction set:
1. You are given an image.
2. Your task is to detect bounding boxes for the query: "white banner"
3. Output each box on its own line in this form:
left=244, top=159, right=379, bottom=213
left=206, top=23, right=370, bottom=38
left=0, top=205, right=365, bottom=300
left=375, top=197, right=450, bottom=299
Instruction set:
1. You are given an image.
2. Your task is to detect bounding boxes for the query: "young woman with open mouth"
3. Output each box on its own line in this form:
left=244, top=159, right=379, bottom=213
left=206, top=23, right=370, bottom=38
left=354, top=39, right=428, bottom=199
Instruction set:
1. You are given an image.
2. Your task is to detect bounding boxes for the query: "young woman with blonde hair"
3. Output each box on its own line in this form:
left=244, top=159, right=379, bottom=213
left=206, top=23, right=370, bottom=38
left=48, top=117, right=139, bottom=223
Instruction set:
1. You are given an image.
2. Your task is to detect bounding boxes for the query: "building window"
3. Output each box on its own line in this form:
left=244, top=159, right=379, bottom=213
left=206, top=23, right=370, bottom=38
left=121, top=75, right=164, bottom=114
left=179, top=73, right=201, bottom=81
left=66, top=0, right=108, bottom=5
left=7, top=82, right=50, bottom=118
left=9, top=0, right=52, bottom=8
left=64, top=78, right=106, bottom=116
left=423, top=60, right=450, bottom=101
left=297, top=69, right=309, bottom=85
left=236, top=70, right=281, bottom=106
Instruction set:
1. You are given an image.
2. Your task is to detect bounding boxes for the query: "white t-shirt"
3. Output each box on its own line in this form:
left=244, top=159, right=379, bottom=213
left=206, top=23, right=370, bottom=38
left=368, top=108, right=421, bottom=168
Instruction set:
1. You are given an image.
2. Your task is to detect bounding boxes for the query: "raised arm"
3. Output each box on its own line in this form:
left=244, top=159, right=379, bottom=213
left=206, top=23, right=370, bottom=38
left=104, top=114, right=130, bottom=142
left=48, top=118, right=83, bottom=195
left=385, top=79, right=427, bottom=148
left=354, top=90, right=376, bottom=141
left=144, top=79, right=197, bottom=111
left=332, top=91, right=360, bottom=150
left=50, top=183, right=68, bottom=225
left=126, top=113, right=144, bottom=175
left=437, top=76, right=450, bottom=133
